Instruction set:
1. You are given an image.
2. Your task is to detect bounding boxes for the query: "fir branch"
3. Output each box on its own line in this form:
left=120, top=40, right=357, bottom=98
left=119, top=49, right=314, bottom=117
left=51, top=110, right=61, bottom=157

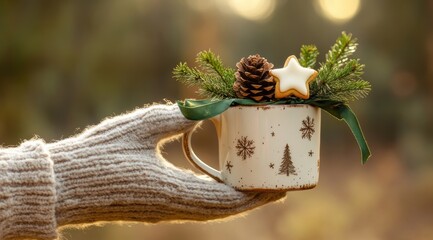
left=299, top=45, right=319, bottom=68
left=310, top=32, right=370, bottom=103
left=172, top=62, right=204, bottom=86
left=325, top=32, right=357, bottom=67
left=196, top=50, right=225, bottom=79
left=315, top=79, right=371, bottom=102
left=196, top=50, right=232, bottom=83
left=321, top=59, right=364, bottom=85
left=199, top=76, right=230, bottom=99
left=173, top=50, right=236, bottom=99
left=318, top=32, right=358, bottom=84
left=200, top=73, right=236, bottom=99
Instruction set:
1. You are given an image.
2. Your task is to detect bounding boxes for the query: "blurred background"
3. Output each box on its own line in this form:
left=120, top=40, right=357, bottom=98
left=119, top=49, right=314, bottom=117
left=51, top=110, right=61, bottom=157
left=1, top=0, right=432, bottom=239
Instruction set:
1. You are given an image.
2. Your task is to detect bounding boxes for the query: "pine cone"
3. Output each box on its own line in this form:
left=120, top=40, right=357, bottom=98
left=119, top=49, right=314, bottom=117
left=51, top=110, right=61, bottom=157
left=233, top=54, right=275, bottom=102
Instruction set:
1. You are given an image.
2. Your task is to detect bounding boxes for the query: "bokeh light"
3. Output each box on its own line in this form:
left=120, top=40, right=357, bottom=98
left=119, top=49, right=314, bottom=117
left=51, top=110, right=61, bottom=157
left=315, top=0, right=361, bottom=23
left=226, top=0, right=276, bottom=21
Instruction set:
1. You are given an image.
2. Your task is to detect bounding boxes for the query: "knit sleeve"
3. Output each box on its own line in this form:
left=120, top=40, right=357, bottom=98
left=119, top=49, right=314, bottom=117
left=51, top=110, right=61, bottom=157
left=0, top=139, right=57, bottom=240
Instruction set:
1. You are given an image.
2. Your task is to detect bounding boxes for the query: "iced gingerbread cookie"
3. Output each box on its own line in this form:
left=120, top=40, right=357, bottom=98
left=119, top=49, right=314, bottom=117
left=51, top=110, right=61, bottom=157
left=270, top=55, right=318, bottom=99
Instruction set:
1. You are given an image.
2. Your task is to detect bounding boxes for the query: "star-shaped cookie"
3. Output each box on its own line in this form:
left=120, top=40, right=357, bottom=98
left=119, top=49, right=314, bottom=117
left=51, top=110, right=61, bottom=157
left=270, top=55, right=318, bottom=99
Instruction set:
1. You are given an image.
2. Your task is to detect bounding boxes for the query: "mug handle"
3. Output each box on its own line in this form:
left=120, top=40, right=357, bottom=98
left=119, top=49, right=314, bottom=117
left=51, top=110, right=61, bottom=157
left=182, top=124, right=223, bottom=183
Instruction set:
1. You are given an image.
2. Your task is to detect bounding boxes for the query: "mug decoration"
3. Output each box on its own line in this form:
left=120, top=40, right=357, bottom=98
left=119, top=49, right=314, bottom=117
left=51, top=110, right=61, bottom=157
left=175, top=32, right=371, bottom=191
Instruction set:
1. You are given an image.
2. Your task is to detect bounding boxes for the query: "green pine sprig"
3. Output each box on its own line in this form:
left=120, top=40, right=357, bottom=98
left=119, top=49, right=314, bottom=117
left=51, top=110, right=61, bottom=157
left=299, top=45, right=319, bottom=69
left=173, top=50, right=236, bottom=99
left=307, top=32, right=371, bottom=102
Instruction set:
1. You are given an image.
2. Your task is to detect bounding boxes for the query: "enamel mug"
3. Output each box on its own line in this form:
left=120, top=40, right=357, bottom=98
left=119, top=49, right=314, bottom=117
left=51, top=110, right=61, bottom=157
left=182, top=104, right=321, bottom=191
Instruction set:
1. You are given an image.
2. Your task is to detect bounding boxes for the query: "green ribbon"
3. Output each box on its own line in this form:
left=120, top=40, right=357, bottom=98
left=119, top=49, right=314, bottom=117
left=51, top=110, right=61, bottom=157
left=178, top=98, right=371, bottom=164
left=308, top=101, right=371, bottom=164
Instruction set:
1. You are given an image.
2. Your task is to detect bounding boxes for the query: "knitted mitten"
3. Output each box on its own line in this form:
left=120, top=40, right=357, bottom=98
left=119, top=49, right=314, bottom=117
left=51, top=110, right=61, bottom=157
left=0, top=104, right=285, bottom=240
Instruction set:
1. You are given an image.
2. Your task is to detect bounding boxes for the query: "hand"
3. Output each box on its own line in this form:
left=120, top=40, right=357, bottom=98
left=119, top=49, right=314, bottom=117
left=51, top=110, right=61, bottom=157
left=48, top=104, right=286, bottom=227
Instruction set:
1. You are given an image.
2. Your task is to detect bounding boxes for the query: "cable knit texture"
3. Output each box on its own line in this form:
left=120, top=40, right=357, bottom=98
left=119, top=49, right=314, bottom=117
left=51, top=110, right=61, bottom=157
left=0, top=139, right=57, bottom=240
left=0, top=104, right=285, bottom=240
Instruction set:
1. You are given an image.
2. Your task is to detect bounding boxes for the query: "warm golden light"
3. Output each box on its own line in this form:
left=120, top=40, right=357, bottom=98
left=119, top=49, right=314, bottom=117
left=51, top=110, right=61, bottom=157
left=185, top=0, right=213, bottom=12
left=316, top=0, right=361, bottom=23
left=227, top=0, right=276, bottom=21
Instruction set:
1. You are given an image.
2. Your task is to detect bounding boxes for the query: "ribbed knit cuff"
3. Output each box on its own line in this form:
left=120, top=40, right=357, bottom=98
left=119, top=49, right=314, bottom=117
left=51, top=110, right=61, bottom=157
left=0, top=139, right=57, bottom=240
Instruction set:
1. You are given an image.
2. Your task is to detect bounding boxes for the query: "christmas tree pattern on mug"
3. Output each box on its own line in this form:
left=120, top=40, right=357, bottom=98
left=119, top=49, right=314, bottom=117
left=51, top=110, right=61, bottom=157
left=278, top=144, right=297, bottom=176
left=235, top=136, right=255, bottom=160
left=300, top=116, right=315, bottom=140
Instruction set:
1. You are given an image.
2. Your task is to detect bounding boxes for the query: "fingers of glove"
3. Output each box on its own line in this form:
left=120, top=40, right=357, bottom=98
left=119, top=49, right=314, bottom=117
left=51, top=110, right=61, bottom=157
left=138, top=104, right=198, bottom=144
left=54, top=104, right=197, bottom=149
left=145, top=153, right=286, bottom=219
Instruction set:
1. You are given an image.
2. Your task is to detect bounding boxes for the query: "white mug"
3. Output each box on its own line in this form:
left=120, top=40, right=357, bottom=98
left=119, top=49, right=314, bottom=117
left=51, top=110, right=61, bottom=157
left=182, top=104, right=321, bottom=191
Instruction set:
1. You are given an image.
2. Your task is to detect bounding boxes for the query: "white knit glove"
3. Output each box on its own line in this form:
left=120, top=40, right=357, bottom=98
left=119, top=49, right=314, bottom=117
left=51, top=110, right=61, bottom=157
left=0, top=104, right=285, bottom=240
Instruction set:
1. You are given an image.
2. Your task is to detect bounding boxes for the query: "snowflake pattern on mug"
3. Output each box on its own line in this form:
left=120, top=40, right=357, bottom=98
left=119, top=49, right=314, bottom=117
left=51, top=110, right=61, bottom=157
left=225, top=161, right=233, bottom=173
left=235, top=136, right=255, bottom=160
left=300, top=116, right=315, bottom=140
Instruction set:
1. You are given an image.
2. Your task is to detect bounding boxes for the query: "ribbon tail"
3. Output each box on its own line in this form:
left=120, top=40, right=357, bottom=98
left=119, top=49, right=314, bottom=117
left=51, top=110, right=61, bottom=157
left=177, top=99, right=235, bottom=120
left=319, top=103, right=371, bottom=164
